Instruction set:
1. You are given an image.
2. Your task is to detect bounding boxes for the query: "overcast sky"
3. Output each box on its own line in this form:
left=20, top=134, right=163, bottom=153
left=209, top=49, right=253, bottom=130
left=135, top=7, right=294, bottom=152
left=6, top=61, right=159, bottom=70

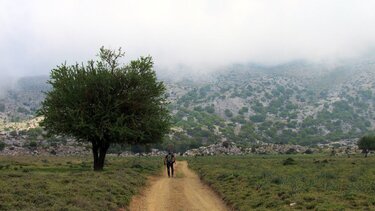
left=1, top=0, right=375, bottom=77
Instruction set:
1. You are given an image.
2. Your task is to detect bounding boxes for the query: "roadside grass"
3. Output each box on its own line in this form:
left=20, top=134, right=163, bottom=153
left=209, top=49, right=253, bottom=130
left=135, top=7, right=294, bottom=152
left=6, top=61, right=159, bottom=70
left=187, top=155, right=375, bottom=210
left=0, top=156, right=163, bottom=211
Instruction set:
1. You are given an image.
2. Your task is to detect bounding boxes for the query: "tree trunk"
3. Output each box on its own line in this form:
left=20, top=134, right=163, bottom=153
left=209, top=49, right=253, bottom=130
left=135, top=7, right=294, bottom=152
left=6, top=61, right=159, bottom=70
left=92, top=141, right=110, bottom=171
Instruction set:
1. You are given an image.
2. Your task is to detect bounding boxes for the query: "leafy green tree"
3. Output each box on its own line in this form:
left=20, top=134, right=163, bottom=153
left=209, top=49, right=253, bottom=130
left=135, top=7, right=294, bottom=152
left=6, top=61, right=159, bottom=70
left=358, top=136, right=375, bottom=157
left=38, top=47, right=170, bottom=170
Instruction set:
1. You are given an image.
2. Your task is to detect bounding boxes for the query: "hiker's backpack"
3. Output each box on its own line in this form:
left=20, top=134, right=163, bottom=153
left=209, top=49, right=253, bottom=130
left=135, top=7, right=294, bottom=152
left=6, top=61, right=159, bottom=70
left=166, top=154, right=174, bottom=163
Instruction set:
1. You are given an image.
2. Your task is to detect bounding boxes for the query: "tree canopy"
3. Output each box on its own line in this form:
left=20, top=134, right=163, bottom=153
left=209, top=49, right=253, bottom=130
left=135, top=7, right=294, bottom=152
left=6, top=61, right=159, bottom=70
left=357, top=135, right=375, bottom=157
left=38, top=47, right=170, bottom=170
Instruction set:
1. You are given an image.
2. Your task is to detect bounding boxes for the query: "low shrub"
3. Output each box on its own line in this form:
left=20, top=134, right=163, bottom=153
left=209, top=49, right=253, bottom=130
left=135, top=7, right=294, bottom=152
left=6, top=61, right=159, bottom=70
left=283, top=157, right=296, bottom=165
left=28, top=141, right=38, bottom=149
left=0, top=141, right=5, bottom=151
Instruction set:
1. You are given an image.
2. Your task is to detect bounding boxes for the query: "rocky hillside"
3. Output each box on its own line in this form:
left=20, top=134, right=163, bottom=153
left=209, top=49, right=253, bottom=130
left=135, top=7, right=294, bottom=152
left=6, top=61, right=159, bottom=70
left=165, top=60, right=375, bottom=151
left=0, top=59, right=375, bottom=154
left=0, top=75, right=49, bottom=123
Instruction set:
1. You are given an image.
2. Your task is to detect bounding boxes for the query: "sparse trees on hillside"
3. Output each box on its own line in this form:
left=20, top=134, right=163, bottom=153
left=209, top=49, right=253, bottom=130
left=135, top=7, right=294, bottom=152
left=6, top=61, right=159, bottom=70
left=38, top=47, right=171, bottom=171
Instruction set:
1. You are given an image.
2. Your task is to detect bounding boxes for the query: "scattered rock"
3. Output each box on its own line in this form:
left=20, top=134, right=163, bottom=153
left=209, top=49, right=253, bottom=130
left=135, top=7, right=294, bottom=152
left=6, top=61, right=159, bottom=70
left=184, top=141, right=242, bottom=156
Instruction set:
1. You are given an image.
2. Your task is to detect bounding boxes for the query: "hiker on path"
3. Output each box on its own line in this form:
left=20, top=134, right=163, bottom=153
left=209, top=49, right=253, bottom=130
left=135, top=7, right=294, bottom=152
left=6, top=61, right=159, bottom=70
left=164, top=152, right=176, bottom=178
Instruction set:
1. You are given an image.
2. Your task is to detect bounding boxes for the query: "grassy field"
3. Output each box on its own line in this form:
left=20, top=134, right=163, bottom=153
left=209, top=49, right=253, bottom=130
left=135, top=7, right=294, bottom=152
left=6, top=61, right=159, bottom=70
left=187, top=155, right=375, bottom=210
left=0, top=156, right=163, bottom=211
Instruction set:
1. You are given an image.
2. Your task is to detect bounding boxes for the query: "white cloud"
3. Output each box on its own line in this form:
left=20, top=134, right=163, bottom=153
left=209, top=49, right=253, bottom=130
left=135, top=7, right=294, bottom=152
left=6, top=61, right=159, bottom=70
left=1, top=0, right=375, bottom=76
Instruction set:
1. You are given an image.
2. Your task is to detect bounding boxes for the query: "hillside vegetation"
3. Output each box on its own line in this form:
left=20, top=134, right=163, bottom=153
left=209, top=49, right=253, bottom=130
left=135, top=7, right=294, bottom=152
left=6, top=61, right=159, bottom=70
left=166, top=61, right=375, bottom=150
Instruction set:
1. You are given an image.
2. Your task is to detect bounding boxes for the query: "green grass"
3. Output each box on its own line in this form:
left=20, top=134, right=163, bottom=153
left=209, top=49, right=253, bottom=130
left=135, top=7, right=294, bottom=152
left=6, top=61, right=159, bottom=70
left=0, top=156, right=163, bottom=211
left=187, top=155, right=375, bottom=210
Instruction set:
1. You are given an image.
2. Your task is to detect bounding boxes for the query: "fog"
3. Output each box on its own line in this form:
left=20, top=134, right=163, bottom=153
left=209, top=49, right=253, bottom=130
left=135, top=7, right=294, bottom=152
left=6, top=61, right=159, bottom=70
left=1, top=0, right=375, bottom=77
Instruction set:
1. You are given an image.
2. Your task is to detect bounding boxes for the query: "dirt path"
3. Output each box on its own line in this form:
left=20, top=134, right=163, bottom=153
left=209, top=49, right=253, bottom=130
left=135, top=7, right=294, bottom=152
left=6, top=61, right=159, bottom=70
left=129, top=161, right=229, bottom=211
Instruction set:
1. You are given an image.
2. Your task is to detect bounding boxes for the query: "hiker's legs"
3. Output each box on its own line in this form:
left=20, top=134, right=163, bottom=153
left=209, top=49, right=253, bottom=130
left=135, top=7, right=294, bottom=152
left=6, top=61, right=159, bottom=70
left=171, top=163, right=174, bottom=177
left=167, top=163, right=171, bottom=177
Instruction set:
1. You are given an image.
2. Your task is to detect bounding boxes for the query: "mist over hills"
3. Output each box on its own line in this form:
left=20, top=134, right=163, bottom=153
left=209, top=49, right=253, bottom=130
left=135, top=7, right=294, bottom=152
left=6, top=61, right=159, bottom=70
left=1, top=59, right=374, bottom=152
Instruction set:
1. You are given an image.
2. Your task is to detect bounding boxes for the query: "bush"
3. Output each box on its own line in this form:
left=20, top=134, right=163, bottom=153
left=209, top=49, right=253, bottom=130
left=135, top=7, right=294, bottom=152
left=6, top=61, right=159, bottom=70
left=29, top=141, right=38, bottom=149
left=194, top=106, right=203, bottom=111
left=250, top=114, right=266, bottom=123
left=304, top=149, right=314, bottom=154
left=224, top=109, right=233, bottom=118
left=271, top=177, right=283, bottom=185
left=222, top=141, right=231, bottom=148
left=205, top=106, right=215, bottom=114
left=26, top=127, right=44, bottom=139
left=282, top=157, right=296, bottom=165
left=0, top=141, right=5, bottom=151
left=238, top=107, right=249, bottom=115
left=285, top=148, right=297, bottom=154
